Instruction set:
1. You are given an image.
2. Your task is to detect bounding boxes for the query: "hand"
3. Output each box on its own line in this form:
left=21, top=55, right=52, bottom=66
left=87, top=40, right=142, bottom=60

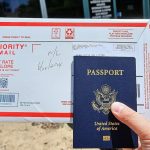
left=111, top=102, right=150, bottom=150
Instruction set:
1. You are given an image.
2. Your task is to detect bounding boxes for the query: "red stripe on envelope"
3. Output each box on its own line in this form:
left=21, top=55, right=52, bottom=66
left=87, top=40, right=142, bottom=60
left=0, top=22, right=147, bottom=27
left=0, top=112, right=73, bottom=118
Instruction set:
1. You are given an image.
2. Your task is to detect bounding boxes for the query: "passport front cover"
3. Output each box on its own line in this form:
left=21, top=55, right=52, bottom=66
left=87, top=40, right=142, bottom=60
left=73, top=56, right=138, bottom=148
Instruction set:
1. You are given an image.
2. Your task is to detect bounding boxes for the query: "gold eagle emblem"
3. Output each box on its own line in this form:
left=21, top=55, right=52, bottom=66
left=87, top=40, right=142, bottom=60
left=91, top=84, right=117, bottom=115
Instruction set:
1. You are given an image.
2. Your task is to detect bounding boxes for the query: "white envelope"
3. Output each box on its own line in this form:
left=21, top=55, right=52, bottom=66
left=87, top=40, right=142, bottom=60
left=0, top=18, right=149, bottom=122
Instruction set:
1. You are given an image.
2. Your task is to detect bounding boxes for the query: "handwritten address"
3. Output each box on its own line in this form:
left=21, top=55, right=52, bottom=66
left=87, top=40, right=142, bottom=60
left=38, top=46, right=62, bottom=71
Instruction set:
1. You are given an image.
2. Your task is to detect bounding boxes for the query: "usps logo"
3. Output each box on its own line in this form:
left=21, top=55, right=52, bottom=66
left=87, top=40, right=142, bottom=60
left=51, top=28, right=61, bottom=39
left=65, top=28, right=75, bottom=39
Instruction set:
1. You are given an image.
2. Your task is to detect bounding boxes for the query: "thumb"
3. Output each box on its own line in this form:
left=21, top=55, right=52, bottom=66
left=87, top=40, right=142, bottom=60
left=111, top=102, right=150, bottom=140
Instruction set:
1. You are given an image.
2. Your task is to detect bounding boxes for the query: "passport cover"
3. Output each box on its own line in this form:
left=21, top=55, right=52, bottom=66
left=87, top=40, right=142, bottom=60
left=73, top=56, right=138, bottom=148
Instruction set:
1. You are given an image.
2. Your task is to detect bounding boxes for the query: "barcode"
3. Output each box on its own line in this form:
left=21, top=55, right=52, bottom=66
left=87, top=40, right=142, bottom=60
left=136, top=84, right=140, bottom=98
left=0, top=78, right=8, bottom=88
left=0, top=94, right=15, bottom=103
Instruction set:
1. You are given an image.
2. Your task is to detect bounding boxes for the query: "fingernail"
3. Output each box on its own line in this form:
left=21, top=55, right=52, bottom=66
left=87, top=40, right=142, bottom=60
left=111, top=102, right=125, bottom=114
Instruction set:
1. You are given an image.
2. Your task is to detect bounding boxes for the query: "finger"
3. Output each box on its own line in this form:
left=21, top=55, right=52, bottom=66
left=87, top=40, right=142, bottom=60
left=140, top=139, right=150, bottom=150
left=111, top=102, right=150, bottom=139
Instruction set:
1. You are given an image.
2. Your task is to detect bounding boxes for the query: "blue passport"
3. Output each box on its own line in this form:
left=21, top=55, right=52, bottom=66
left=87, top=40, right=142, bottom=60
left=73, top=56, right=137, bottom=149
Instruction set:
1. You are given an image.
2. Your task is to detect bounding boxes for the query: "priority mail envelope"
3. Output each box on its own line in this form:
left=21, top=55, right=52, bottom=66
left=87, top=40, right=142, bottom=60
left=0, top=18, right=150, bottom=122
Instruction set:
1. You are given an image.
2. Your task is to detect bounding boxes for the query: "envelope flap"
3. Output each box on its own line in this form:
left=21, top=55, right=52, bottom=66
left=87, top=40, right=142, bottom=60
left=0, top=18, right=148, bottom=43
